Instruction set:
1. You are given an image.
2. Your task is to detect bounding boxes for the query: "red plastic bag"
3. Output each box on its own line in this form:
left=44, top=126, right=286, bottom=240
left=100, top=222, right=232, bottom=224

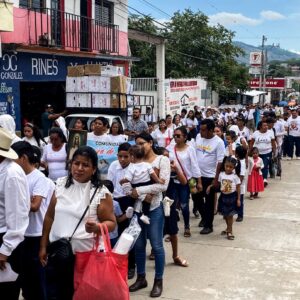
left=73, top=224, right=129, bottom=300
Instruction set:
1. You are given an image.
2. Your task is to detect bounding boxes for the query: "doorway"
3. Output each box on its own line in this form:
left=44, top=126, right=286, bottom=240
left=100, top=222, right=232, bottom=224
left=20, top=81, right=66, bottom=129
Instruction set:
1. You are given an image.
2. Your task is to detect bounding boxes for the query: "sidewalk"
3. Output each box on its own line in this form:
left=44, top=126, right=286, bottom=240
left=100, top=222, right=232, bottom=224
left=130, top=160, right=300, bottom=300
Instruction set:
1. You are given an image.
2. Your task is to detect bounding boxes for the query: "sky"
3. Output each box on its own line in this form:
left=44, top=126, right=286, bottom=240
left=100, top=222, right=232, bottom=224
left=127, top=0, right=300, bottom=54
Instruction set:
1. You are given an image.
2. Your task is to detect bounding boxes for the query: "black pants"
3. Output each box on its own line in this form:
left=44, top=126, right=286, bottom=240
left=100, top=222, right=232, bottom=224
left=115, top=196, right=136, bottom=270
left=19, top=236, right=47, bottom=300
left=0, top=232, right=21, bottom=300
left=45, top=254, right=75, bottom=300
left=193, top=177, right=215, bottom=229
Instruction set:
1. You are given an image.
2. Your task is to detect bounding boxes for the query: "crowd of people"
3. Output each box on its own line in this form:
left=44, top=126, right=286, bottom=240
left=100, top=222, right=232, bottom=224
left=0, top=101, right=299, bottom=299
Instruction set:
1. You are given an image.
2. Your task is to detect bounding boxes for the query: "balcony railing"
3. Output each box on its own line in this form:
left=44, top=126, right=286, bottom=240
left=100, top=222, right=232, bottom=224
left=29, top=8, right=119, bottom=54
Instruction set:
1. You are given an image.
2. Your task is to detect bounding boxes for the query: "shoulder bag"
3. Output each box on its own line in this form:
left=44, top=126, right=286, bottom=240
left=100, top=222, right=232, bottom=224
left=47, top=186, right=99, bottom=265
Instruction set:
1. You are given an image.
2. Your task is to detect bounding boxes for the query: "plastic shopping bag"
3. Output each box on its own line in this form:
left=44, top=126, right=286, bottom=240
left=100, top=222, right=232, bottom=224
left=73, top=224, right=129, bottom=300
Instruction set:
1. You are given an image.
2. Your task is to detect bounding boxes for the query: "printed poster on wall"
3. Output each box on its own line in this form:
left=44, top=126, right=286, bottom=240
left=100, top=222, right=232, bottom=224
left=165, top=78, right=207, bottom=116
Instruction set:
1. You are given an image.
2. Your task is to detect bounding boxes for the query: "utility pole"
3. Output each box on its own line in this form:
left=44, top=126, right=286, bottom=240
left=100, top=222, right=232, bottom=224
left=259, top=35, right=267, bottom=104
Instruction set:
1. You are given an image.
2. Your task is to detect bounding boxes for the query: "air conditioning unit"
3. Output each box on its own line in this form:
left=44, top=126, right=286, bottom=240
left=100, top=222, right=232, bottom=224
left=0, top=1, right=14, bottom=32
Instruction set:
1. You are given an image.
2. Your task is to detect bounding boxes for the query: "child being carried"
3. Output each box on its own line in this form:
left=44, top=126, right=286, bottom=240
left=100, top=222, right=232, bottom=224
left=120, top=145, right=165, bottom=224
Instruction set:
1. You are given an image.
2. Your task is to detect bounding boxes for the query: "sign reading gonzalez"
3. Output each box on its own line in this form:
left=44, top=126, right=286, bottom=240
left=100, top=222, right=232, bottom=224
left=87, top=140, right=134, bottom=179
left=249, top=78, right=285, bottom=89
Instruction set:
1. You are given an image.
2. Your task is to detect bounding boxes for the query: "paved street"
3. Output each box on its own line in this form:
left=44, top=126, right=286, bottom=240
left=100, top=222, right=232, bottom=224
left=130, top=160, right=300, bottom=300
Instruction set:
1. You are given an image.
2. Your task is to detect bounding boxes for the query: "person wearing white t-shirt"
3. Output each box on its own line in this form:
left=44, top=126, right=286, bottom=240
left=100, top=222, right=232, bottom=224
left=246, top=106, right=255, bottom=131
left=107, top=121, right=128, bottom=144
left=11, top=141, right=54, bottom=300
left=41, top=127, right=68, bottom=181
left=87, top=116, right=110, bottom=144
left=185, top=110, right=199, bottom=138
left=236, top=116, right=251, bottom=142
left=167, top=127, right=202, bottom=237
left=217, top=156, right=241, bottom=240
left=151, top=119, right=173, bottom=148
left=194, top=119, right=225, bottom=234
left=249, top=121, right=276, bottom=186
left=286, top=110, right=300, bottom=159
left=235, top=146, right=247, bottom=222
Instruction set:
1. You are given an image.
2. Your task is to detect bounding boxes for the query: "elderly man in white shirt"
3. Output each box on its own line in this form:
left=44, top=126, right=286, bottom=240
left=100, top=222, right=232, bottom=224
left=0, top=128, right=30, bottom=299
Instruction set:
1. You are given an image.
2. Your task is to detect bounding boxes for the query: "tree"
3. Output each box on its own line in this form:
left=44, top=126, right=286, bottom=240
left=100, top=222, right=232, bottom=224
left=128, top=9, right=250, bottom=96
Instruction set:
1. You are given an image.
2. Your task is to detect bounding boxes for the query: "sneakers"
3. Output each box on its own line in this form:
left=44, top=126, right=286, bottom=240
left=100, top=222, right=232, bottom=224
left=297, top=157, right=300, bottom=160
left=140, top=214, right=150, bottom=224
left=286, top=157, right=292, bottom=161
left=193, top=209, right=200, bottom=219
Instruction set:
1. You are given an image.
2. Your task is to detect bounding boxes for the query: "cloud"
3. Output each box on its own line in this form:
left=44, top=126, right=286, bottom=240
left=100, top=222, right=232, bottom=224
left=155, top=18, right=169, bottom=28
left=260, top=10, right=286, bottom=20
left=289, top=49, right=300, bottom=55
left=209, top=12, right=262, bottom=27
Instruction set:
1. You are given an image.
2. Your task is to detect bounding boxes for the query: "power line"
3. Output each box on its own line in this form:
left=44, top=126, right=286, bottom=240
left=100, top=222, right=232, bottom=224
left=138, top=0, right=172, bottom=18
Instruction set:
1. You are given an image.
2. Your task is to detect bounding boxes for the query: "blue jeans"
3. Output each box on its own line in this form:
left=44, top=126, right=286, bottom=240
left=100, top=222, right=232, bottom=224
left=259, top=152, right=272, bottom=180
left=171, top=182, right=190, bottom=229
left=236, top=194, right=244, bottom=218
left=135, top=204, right=165, bottom=279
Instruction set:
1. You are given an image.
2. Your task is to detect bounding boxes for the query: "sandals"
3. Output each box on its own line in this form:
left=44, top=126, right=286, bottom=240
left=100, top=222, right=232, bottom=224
left=184, top=228, right=191, bottom=237
left=221, top=230, right=228, bottom=235
left=227, top=232, right=235, bottom=240
left=173, top=256, right=189, bottom=267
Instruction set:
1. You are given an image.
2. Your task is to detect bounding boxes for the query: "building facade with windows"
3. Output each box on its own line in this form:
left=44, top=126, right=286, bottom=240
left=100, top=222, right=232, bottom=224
left=0, top=0, right=130, bottom=130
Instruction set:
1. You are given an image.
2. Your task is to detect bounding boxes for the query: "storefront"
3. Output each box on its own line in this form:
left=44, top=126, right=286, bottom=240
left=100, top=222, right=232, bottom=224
left=0, top=51, right=128, bottom=130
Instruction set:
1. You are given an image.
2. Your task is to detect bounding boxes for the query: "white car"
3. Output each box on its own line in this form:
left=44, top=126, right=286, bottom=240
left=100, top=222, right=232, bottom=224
left=65, top=113, right=125, bottom=132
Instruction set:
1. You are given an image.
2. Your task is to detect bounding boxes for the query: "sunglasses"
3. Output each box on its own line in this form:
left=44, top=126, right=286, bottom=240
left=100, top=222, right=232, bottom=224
left=173, top=134, right=183, bottom=138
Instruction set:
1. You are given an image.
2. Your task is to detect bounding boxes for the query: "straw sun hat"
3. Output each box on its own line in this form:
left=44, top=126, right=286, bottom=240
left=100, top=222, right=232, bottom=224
left=0, top=127, right=18, bottom=160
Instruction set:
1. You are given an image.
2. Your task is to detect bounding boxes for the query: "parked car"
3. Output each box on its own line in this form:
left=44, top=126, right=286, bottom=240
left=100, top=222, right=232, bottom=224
left=65, top=113, right=125, bottom=132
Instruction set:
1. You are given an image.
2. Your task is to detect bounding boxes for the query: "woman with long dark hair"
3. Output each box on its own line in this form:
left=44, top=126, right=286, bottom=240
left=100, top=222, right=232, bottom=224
left=22, top=122, right=47, bottom=150
left=39, top=146, right=116, bottom=300
left=129, top=133, right=170, bottom=298
left=41, top=127, right=68, bottom=181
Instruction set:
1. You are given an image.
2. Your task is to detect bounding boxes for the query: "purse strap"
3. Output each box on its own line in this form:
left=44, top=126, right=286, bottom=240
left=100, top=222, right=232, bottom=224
left=69, top=186, right=99, bottom=241
left=174, top=146, right=188, bottom=181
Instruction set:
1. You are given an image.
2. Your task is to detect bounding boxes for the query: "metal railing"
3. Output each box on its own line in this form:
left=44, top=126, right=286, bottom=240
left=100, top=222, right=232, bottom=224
left=30, top=8, right=119, bottom=54
left=131, top=78, right=157, bottom=91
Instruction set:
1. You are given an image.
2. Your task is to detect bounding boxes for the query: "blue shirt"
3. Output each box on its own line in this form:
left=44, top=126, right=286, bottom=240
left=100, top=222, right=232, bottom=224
left=109, top=200, right=123, bottom=240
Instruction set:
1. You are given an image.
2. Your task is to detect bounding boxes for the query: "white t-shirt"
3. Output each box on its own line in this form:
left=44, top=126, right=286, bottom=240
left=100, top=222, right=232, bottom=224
left=107, top=161, right=130, bottom=199
left=106, top=134, right=128, bottom=144
left=167, top=144, right=201, bottom=181
left=218, top=172, right=241, bottom=194
left=287, top=116, right=300, bottom=137
left=151, top=128, right=173, bottom=148
left=186, top=118, right=198, bottom=128
left=25, top=169, right=52, bottom=236
left=239, top=159, right=246, bottom=195
left=238, top=126, right=251, bottom=141
left=87, top=132, right=109, bottom=143
left=247, top=109, right=255, bottom=120
left=252, top=130, right=275, bottom=155
left=195, top=135, right=225, bottom=178
left=124, top=162, right=154, bottom=185
left=41, top=144, right=68, bottom=181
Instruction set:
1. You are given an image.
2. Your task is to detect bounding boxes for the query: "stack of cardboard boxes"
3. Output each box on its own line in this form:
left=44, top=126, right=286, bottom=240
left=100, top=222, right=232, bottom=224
left=66, top=64, right=132, bottom=109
